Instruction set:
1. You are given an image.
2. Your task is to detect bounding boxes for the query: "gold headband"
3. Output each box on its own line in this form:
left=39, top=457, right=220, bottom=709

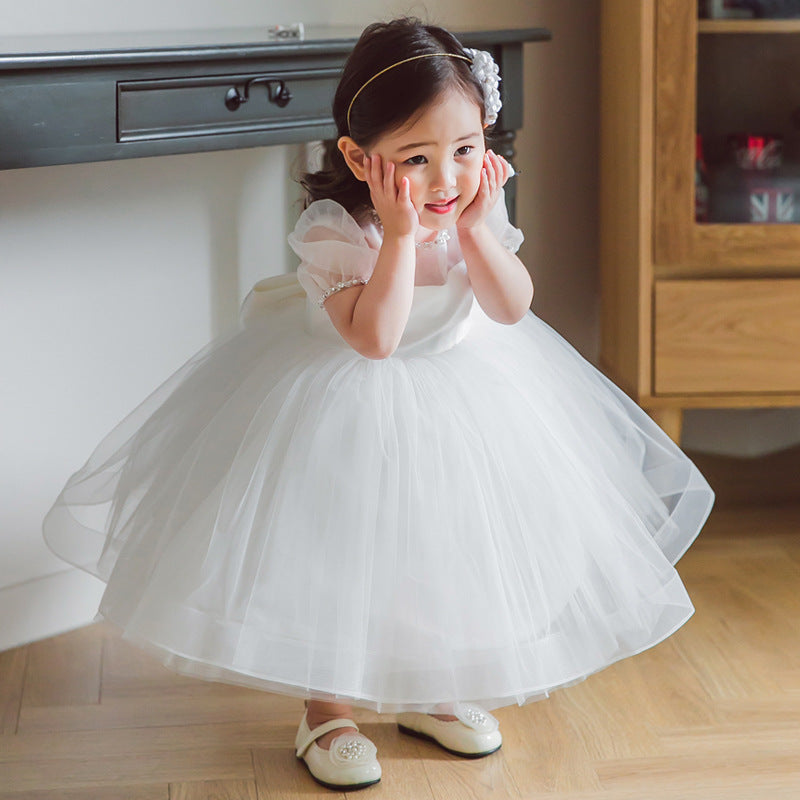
left=346, top=52, right=473, bottom=135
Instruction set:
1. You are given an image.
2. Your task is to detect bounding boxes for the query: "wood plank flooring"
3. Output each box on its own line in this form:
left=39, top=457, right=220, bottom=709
left=1, top=504, right=799, bottom=799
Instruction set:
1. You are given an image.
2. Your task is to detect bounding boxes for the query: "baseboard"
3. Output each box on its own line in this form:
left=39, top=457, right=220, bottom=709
left=0, top=568, right=104, bottom=651
left=687, top=443, right=800, bottom=509
left=683, top=407, right=800, bottom=457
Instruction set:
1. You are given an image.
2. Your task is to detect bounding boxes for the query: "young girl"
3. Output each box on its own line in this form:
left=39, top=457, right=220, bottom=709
left=43, top=17, right=714, bottom=792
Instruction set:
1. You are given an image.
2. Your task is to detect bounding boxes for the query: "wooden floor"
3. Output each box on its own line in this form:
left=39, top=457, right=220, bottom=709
left=2, top=504, right=799, bottom=799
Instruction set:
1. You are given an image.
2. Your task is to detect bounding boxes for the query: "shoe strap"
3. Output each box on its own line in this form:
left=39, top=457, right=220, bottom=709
left=296, top=715, right=360, bottom=757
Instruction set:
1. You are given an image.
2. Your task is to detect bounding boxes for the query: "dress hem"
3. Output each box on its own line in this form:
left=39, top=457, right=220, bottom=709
left=93, top=600, right=695, bottom=715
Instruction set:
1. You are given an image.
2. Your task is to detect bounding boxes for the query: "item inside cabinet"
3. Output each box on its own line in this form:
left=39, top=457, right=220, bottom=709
left=697, top=31, right=800, bottom=223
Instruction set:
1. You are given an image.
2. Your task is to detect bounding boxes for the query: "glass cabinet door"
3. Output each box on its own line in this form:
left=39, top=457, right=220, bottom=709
left=653, top=0, right=800, bottom=272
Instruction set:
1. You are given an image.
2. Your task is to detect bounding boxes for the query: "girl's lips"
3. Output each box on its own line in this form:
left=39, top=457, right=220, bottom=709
left=424, top=197, right=459, bottom=214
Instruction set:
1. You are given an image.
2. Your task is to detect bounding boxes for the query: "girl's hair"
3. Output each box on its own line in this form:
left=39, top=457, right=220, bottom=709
left=300, top=17, right=487, bottom=213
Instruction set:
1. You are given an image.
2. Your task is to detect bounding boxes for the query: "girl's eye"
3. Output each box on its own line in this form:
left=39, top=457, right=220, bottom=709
left=455, top=145, right=474, bottom=156
left=404, top=155, right=427, bottom=165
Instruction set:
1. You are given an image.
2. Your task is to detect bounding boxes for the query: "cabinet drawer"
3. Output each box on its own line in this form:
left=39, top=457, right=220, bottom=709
left=117, top=68, right=338, bottom=142
left=654, top=278, right=800, bottom=394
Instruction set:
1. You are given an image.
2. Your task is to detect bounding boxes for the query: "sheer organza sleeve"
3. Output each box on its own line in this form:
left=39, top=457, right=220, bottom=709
left=288, top=199, right=379, bottom=308
left=484, top=188, right=525, bottom=253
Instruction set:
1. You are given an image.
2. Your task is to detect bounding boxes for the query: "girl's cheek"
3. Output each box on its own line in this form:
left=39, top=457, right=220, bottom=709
left=464, top=174, right=482, bottom=203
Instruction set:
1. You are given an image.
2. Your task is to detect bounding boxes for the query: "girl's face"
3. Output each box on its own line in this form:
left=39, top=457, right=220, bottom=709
left=367, top=89, right=486, bottom=231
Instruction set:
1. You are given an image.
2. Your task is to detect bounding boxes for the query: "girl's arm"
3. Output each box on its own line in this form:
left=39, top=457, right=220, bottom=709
left=457, top=151, right=534, bottom=324
left=324, top=234, right=415, bottom=359
left=459, top=227, right=533, bottom=325
left=324, top=156, right=418, bottom=359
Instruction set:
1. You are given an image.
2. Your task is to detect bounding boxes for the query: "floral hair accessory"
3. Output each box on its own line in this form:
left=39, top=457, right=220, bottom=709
left=464, top=48, right=502, bottom=126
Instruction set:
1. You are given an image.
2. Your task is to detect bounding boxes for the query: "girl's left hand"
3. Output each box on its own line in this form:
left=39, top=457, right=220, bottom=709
left=456, top=150, right=513, bottom=231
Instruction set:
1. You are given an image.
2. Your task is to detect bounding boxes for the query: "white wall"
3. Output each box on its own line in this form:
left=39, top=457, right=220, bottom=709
left=0, top=147, right=300, bottom=649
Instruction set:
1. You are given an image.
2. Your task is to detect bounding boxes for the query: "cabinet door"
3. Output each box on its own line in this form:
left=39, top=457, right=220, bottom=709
left=654, top=0, right=800, bottom=272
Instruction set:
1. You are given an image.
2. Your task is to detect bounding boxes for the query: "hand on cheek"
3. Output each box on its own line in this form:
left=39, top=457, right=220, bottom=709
left=457, top=150, right=511, bottom=231
left=363, top=154, right=419, bottom=239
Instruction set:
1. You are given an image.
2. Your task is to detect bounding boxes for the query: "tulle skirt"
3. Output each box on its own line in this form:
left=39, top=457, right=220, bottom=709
left=43, top=291, right=714, bottom=713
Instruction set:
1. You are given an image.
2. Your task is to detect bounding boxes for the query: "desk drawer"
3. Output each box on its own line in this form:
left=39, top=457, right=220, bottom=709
left=117, top=68, right=338, bottom=142
left=654, top=278, right=800, bottom=394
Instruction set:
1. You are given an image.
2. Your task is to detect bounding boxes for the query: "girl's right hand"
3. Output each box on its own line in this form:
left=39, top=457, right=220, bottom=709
left=364, top=154, right=418, bottom=240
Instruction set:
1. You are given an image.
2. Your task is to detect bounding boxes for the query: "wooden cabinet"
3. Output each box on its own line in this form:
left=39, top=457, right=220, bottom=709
left=600, top=0, right=800, bottom=442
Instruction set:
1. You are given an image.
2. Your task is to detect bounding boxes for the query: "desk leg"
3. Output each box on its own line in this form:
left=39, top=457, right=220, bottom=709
left=492, top=129, right=518, bottom=225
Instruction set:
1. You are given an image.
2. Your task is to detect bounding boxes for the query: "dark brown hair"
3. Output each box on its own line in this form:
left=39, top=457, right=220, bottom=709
left=300, top=17, right=487, bottom=214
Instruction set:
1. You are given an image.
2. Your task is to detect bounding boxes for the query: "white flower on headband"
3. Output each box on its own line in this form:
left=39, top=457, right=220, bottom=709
left=464, top=48, right=502, bottom=126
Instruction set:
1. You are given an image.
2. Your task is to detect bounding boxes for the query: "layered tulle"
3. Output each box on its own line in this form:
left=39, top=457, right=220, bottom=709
left=43, top=283, right=713, bottom=713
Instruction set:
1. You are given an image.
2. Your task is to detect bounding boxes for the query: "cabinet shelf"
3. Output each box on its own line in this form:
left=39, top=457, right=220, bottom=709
left=698, top=19, right=800, bottom=33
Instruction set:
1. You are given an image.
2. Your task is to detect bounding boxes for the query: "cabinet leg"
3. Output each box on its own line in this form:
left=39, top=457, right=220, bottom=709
left=647, top=407, right=683, bottom=445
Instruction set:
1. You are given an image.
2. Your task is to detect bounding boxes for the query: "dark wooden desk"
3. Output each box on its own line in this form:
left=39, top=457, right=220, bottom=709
left=0, top=26, right=550, bottom=219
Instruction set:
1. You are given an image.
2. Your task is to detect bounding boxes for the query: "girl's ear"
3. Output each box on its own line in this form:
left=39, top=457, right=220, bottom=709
left=338, top=136, right=369, bottom=182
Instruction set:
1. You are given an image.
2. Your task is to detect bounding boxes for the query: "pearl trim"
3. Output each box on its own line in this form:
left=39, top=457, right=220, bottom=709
left=366, top=209, right=450, bottom=250
left=317, top=277, right=369, bottom=308
left=416, top=230, right=450, bottom=249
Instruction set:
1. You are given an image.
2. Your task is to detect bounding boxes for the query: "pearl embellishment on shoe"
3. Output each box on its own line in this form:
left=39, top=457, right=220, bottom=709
left=453, top=703, right=500, bottom=732
left=462, top=706, right=487, bottom=726
left=335, top=738, right=368, bottom=760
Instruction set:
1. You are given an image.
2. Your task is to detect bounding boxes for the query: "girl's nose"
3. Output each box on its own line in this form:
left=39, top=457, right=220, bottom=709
left=431, top=162, right=455, bottom=192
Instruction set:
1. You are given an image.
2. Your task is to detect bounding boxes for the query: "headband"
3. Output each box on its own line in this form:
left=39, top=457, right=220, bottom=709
left=346, top=51, right=502, bottom=136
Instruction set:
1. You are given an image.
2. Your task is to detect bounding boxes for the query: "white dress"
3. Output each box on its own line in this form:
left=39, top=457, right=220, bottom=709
left=42, top=192, right=714, bottom=714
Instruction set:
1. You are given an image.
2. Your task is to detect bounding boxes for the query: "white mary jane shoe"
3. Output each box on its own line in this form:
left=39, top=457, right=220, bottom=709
left=295, top=709, right=381, bottom=790
left=397, top=703, right=502, bottom=758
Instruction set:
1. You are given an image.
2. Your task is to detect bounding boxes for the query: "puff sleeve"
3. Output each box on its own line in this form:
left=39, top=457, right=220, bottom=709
left=288, top=199, right=379, bottom=308
left=484, top=188, right=525, bottom=254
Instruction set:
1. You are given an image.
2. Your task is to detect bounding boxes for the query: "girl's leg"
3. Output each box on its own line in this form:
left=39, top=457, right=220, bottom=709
left=305, top=698, right=358, bottom=749
left=428, top=701, right=458, bottom=721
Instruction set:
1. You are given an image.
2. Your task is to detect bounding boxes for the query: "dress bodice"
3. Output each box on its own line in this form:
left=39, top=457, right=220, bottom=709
left=283, top=193, right=524, bottom=358
left=304, top=257, right=479, bottom=357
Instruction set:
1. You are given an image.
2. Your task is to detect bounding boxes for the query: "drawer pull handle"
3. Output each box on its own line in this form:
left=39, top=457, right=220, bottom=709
left=225, top=78, right=293, bottom=112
